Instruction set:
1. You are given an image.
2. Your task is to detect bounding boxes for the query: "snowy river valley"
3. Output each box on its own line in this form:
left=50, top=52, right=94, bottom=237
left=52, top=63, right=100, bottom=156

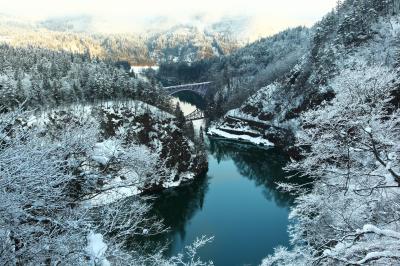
left=140, top=98, right=297, bottom=266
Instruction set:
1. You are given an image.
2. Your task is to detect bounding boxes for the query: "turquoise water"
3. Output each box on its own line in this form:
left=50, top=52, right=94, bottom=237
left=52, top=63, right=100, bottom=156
left=148, top=138, right=296, bottom=266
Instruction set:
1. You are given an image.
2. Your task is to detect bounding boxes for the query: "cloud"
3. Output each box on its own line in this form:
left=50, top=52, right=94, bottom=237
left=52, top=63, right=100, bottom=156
left=0, top=0, right=337, bottom=37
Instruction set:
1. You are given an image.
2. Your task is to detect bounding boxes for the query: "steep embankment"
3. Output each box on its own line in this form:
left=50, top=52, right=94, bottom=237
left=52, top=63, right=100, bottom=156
left=0, top=42, right=207, bottom=203
left=0, top=41, right=209, bottom=264
left=27, top=102, right=207, bottom=206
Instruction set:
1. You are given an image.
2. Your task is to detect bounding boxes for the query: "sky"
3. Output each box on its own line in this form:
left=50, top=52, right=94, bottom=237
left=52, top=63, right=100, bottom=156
left=0, top=0, right=337, bottom=38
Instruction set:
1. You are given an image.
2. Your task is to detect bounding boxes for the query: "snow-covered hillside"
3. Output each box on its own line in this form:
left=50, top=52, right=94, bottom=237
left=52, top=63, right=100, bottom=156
left=0, top=101, right=208, bottom=264
left=210, top=4, right=400, bottom=155
left=214, top=1, right=400, bottom=265
left=0, top=41, right=209, bottom=265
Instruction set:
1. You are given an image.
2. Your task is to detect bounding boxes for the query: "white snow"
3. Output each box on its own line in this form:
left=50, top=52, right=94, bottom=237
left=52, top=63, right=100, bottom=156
left=163, top=172, right=195, bottom=189
left=86, top=232, right=110, bottom=266
left=357, top=251, right=400, bottom=264
left=361, top=224, right=400, bottom=239
left=88, top=185, right=141, bottom=207
left=91, top=139, right=122, bottom=165
left=208, top=127, right=274, bottom=146
left=130, top=65, right=159, bottom=74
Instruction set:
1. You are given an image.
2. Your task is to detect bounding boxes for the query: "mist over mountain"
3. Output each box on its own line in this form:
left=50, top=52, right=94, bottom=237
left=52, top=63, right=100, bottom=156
left=39, top=15, right=96, bottom=32
left=37, top=13, right=255, bottom=40
left=0, top=14, right=248, bottom=65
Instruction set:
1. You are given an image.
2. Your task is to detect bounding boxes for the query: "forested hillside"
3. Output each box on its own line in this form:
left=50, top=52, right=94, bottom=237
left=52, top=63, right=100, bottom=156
left=157, top=27, right=310, bottom=110
left=0, top=42, right=209, bottom=264
left=0, top=44, right=169, bottom=111
left=210, top=0, right=400, bottom=150
left=207, top=0, right=400, bottom=264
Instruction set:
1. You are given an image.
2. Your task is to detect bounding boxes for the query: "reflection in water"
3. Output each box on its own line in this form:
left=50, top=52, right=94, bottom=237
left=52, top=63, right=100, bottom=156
left=137, top=137, right=308, bottom=266
left=173, top=90, right=207, bottom=110
left=208, top=138, right=297, bottom=208
left=147, top=174, right=211, bottom=255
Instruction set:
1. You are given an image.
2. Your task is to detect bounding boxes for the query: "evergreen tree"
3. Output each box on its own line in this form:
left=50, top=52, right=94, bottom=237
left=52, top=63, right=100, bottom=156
left=16, top=77, right=24, bottom=104
left=184, top=121, right=195, bottom=141
left=174, top=102, right=186, bottom=129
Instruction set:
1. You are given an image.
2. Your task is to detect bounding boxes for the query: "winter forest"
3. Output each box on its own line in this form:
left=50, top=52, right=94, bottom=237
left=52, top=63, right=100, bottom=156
left=1, top=0, right=400, bottom=265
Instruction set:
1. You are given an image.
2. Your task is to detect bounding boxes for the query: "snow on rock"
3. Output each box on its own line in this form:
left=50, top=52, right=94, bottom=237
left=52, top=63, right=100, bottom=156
left=162, top=172, right=196, bottom=189
left=86, top=232, right=110, bottom=266
left=208, top=126, right=274, bottom=146
left=91, top=139, right=122, bottom=165
left=88, top=184, right=141, bottom=207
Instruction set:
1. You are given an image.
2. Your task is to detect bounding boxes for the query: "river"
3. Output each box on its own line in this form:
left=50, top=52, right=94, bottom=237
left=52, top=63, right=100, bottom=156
left=141, top=95, right=297, bottom=266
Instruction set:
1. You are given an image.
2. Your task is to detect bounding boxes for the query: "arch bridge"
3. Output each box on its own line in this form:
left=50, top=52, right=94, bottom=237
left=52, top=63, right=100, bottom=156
left=164, top=82, right=212, bottom=121
left=163, top=82, right=212, bottom=98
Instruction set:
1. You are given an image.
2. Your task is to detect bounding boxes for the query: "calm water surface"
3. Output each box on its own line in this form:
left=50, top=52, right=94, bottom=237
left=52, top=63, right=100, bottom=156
left=147, top=138, right=296, bottom=266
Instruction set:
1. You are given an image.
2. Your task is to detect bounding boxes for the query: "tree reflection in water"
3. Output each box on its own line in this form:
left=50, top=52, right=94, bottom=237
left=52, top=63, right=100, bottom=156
left=136, top=137, right=308, bottom=259
left=208, top=138, right=300, bottom=208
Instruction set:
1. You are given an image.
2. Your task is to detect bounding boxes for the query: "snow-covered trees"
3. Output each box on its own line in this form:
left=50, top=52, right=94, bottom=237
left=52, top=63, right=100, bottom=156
left=0, top=44, right=172, bottom=112
left=201, top=1, right=400, bottom=264
left=0, top=110, right=98, bottom=264
left=262, top=59, right=400, bottom=265
left=0, top=105, right=209, bottom=265
left=167, top=236, right=214, bottom=266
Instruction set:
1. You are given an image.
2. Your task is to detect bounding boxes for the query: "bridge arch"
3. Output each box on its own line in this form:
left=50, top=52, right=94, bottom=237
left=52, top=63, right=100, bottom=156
left=163, top=82, right=212, bottom=99
left=164, top=82, right=212, bottom=121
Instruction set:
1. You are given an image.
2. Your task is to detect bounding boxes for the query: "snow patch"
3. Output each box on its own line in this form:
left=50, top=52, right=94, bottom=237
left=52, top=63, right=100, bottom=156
left=86, top=232, right=110, bottom=266
left=88, top=185, right=141, bottom=207
left=92, top=139, right=122, bottom=165
left=208, top=127, right=274, bottom=146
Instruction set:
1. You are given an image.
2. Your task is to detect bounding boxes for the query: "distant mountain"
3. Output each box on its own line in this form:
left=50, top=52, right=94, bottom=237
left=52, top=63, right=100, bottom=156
left=155, top=26, right=310, bottom=104
left=0, top=14, right=245, bottom=65
left=147, top=24, right=240, bottom=63
left=39, top=15, right=95, bottom=32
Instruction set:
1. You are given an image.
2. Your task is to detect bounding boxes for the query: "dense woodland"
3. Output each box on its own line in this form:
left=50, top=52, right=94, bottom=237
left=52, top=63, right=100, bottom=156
left=0, top=45, right=173, bottom=112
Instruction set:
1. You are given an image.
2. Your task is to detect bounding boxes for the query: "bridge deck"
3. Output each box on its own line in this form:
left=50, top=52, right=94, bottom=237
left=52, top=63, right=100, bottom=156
left=164, top=81, right=212, bottom=98
left=163, top=82, right=212, bottom=89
